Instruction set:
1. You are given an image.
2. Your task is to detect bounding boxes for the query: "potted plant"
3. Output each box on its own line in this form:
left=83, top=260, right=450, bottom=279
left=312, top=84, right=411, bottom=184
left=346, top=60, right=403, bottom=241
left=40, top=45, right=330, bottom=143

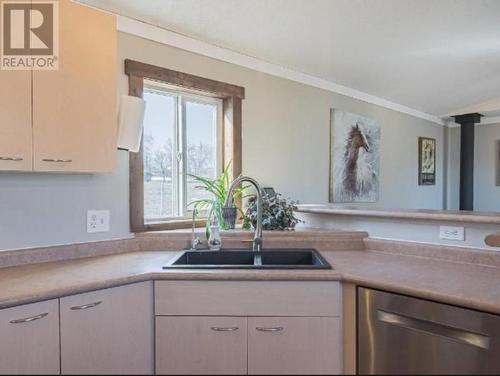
left=189, top=163, right=246, bottom=237
left=242, top=192, right=303, bottom=231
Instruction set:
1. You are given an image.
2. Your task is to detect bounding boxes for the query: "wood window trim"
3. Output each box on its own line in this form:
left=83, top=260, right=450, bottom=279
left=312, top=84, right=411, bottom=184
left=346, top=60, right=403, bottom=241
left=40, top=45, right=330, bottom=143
left=125, top=59, right=244, bottom=232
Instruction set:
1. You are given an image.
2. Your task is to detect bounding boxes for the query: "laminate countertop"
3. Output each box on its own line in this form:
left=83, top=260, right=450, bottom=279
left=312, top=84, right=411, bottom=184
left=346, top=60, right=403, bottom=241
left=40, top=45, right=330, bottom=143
left=0, top=249, right=499, bottom=315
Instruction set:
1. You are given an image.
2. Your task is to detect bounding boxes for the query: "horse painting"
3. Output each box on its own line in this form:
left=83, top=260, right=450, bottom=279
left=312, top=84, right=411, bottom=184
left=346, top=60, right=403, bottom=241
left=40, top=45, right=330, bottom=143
left=331, top=110, right=380, bottom=203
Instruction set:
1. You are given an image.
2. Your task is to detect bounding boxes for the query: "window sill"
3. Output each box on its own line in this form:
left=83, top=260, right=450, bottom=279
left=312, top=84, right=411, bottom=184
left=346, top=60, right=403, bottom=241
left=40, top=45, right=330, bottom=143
left=135, top=219, right=206, bottom=232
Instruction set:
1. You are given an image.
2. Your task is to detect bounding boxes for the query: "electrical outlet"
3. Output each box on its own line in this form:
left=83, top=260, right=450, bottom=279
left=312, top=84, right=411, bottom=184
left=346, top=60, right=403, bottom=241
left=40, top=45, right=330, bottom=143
left=439, top=226, right=465, bottom=241
left=87, top=210, right=110, bottom=233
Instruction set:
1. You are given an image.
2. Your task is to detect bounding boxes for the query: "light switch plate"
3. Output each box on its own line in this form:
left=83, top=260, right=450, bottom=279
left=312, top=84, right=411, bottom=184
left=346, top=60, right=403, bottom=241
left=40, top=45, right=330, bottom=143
left=87, top=210, right=110, bottom=233
left=439, top=226, right=465, bottom=241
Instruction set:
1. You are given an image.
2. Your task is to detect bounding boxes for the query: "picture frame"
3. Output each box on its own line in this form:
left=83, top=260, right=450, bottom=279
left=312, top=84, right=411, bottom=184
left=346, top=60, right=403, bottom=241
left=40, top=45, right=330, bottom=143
left=329, top=109, right=380, bottom=203
left=418, top=137, right=436, bottom=185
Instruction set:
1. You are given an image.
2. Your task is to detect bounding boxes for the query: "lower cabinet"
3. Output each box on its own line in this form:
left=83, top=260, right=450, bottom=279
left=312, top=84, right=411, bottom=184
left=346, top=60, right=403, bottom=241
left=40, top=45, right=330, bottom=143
left=0, top=280, right=341, bottom=375
left=156, top=315, right=341, bottom=375
left=60, top=282, right=154, bottom=375
left=156, top=316, right=248, bottom=375
left=155, top=281, right=343, bottom=375
left=248, top=317, right=341, bottom=375
left=0, top=299, right=60, bottom=375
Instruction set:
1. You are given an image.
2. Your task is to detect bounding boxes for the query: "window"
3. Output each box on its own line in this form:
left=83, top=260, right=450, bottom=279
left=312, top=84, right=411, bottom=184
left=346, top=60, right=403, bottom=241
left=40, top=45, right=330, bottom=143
left=142, top=82, right=222, bottom=223
left=125, top=59, right=244, bottom=232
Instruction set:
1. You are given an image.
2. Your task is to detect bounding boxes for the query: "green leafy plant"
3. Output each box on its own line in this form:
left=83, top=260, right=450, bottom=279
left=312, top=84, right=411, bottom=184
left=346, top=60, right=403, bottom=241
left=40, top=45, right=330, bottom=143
left=242, top=193, right=304, bottom=231
left=188, top=162, right=246, bottom=238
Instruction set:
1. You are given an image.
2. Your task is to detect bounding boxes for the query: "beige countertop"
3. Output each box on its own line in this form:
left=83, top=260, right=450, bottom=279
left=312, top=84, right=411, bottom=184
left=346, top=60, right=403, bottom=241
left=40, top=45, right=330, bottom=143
left=1, top=248, right=500, bottom=315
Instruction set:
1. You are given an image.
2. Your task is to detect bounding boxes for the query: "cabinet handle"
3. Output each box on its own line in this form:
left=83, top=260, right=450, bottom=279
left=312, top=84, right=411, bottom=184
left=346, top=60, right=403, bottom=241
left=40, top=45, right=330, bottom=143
left=211, top=326, right=239, bottom=332
left=42, top=158, right=73, bottom=163
left=10, top=312, right=48, bottom=324
left=377, top=310, right=490, bottom=350
left=0, top=156, right=23, bottom=161
left=70, top=301, right=102, bottom=310
left=256, top=327, right=284, bottom=332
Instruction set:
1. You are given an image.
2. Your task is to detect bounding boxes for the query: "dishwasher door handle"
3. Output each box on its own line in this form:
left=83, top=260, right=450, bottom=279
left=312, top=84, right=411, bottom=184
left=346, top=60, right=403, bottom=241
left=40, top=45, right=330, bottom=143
left=377, top=309, right=490, bottom=350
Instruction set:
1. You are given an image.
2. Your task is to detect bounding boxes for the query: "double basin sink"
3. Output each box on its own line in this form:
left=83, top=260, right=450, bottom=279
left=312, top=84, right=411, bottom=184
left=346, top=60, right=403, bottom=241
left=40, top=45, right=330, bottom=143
left=163, top=249, right=331, bottom=270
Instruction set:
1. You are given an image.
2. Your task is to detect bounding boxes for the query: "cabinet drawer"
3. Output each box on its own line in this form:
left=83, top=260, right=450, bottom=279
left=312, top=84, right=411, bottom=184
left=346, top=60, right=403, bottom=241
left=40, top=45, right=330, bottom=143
left=156, top=316, right=247, bottom=375
left=0, top=299, right=60, bottom=375
left=155, top=281, right=341, bottom=317
left=248, top=317, right=341, bottom=375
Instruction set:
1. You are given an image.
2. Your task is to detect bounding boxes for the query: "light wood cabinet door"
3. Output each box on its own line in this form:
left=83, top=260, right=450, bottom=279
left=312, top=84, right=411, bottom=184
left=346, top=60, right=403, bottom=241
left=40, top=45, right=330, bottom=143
left=156, top=316, right=248, bottom=375
left=32, top=0, right=117, bottom=173
left=0, top=299, right=60, bottom=375
left=248, top=317, right=341, bottom=375
left=60, top=282, right=154, bottom=375
left=0, top=70, right=32, bottom=171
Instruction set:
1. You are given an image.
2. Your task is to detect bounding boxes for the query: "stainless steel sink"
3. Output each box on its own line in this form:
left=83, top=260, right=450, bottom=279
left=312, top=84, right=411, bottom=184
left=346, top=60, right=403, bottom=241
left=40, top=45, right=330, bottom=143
left=163, top=249, right=332, bottom=269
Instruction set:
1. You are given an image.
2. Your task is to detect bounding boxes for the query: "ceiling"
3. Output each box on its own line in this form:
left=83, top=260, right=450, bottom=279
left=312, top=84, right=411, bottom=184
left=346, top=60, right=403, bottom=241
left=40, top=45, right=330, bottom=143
left=80, top=0, right=500, bottom=119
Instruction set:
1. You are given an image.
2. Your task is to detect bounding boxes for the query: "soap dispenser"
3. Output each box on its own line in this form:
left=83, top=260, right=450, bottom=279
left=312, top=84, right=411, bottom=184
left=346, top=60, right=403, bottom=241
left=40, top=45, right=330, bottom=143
left=208, top=216, right=222, bottom=251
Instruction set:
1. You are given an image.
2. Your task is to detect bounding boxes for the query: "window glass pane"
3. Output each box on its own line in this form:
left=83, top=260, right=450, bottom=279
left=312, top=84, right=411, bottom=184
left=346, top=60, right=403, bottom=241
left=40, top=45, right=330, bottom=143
left=143, top=90, right=176, bottom=221
left=185, top=100, right=218, bottom=208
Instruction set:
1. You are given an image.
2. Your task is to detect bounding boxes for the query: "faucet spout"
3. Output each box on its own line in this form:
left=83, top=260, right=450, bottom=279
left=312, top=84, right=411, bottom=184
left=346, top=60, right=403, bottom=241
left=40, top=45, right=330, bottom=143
left=224, top=176, right=263, bottom=252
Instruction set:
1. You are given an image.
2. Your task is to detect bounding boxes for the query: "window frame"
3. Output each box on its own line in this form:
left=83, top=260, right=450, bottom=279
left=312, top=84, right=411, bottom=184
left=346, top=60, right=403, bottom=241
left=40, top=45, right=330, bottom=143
left=125, top=59, right=244, bottom=232
left=142, top=81, right=224, bottom=223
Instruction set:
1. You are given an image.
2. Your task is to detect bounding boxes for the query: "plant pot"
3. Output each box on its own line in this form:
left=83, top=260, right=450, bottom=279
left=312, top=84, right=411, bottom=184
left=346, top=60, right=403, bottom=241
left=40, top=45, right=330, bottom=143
left=222, top=207, right=238, bottom=229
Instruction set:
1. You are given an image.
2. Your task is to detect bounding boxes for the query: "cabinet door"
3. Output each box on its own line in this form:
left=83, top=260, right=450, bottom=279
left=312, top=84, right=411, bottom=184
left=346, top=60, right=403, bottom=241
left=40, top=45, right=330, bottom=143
left=248, top=317, right=341, bottom=375
left=33, top=0, right=117, bottom=172
left=60, top=282, right=154, bottom=375
left=156, top=316, right=247, bottom=375
left=0, top=299, right=60, bottom=375
left=0, top=70, right=32, bottom=171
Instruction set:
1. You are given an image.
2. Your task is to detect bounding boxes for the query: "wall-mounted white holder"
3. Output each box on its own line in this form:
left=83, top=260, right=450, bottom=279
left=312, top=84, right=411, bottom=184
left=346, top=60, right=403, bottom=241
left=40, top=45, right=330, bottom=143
left=117, top=95, right=146, bottom=152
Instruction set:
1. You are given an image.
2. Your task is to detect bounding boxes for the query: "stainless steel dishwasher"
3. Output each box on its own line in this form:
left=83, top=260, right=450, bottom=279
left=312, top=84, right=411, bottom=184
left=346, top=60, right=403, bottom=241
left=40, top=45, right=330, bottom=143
left=358, top=287, right=500, bottom=374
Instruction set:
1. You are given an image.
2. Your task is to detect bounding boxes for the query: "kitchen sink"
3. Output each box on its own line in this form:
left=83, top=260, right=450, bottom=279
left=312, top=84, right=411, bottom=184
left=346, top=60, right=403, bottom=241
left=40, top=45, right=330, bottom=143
left=167, top=250, right=255, bottom=266
left=163, top=249, right=332, bottom=269
left=260, top=250, right=328, bottom=267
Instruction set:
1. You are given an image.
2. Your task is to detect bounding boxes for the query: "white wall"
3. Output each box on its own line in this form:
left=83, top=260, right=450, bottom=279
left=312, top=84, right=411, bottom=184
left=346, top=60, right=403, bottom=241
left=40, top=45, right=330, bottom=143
left=445, top=123, right=500, bottom=213
left=475, top=123, right=500, bottom=212
left=298, top=212, right=500, bottom=250
left=118, top=32, right=445, bottom=209
left=0, top=152, right=131, bottom=250
left=0, top=31, right=455, bottom=250
left=445, top=126, right=461, bottom=210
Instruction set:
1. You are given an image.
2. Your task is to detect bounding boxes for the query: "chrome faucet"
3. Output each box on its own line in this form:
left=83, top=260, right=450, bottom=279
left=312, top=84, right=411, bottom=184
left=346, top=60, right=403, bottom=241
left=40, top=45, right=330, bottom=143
left=224, top=176, right=263, bottom=252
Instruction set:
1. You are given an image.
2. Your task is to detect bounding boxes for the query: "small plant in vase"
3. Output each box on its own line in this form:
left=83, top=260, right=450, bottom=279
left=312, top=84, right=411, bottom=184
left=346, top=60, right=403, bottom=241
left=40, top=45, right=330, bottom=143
left=189, top=162, right=246, bottom=238
left=243, top=192, right=303, bottom=231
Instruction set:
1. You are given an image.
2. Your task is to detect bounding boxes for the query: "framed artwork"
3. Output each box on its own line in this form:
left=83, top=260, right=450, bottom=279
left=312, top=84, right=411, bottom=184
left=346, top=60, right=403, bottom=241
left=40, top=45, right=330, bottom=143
left=418, top=137, right=436, bottom=185
left=496, top=140, right=500, bottom=187
left=330, top=109, right=380, bottom=203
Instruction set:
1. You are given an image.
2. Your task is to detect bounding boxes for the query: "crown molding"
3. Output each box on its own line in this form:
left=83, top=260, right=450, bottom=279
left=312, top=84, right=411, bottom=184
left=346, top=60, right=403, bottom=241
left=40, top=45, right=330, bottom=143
left=116, top=15, right=445, bottom=126
left=481, top=116, right=500, bottom=125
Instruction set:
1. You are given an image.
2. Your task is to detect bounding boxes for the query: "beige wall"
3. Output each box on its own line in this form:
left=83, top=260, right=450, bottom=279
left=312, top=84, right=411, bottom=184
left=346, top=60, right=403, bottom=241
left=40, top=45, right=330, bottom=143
left=445, top=126, right=461, bottom=210
left=0, top=30, right=449, bottom=251
left=475, top=123, right=500, bottom=212
left=119, top=32, right=445, bottom=209
left=298, top=212, right=500, bottom=250
left=445, top=123, right=500, bottom=213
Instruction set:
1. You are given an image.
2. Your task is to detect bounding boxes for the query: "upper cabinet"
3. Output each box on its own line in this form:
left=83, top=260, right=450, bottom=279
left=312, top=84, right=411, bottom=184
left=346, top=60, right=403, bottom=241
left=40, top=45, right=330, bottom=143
left=33, top=0, right=117, bottom=172
left=0, top=0, right=117, bottom=173
left=0, top=70, right=33, bottom=171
